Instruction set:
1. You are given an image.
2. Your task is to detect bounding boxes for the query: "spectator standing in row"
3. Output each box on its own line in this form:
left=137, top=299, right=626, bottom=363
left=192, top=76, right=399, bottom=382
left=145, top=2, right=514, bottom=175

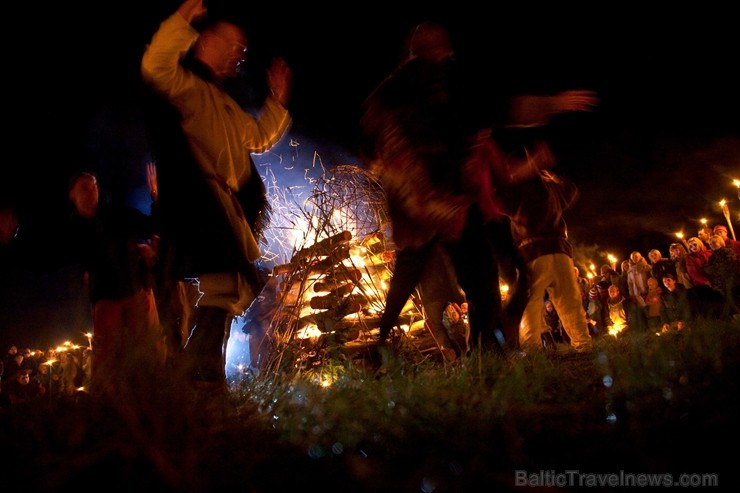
left=705, top=234, right=740, bottom=319
left=0, top=369, right=46, bottom=409
left=627, top=251, right=650, bottom=332
left=669, top=242, right=693, bottom=289
left=685, top=237, right=713, bottom=288
left=3, top=352, right=30, bottom=382
left=643, top=276, right=663, bottom=332
left=713, top=224, right=740, bottom=257
left=660, top=273, right=692, bottom=332
left=685, top=236, right=724, bottom=318
left=697, top=224, right=713, bottom=249
left=65, top=171, right=163, bottom=397
left=600, top=264, right=620, bottom=288
left=647, top=248, right=677, bottom=286
left=605, top=284, right=630, bottom=336
left=617, top=260, right=631, bottom=305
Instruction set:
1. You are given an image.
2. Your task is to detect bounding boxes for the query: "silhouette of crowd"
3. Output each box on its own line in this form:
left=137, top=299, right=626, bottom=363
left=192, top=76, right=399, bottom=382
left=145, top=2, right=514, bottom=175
left=0, top=344, right=89, bottom=410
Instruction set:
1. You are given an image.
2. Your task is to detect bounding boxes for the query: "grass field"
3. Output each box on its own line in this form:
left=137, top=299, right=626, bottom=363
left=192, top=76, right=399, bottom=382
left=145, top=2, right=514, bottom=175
left=2, top=318, right=737, bottom=492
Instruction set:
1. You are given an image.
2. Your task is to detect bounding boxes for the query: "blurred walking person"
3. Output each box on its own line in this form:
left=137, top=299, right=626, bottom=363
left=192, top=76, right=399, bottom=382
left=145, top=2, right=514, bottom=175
left=360, top=22, right=507, bottom=356
left=486, top=144, right=594, bottom=354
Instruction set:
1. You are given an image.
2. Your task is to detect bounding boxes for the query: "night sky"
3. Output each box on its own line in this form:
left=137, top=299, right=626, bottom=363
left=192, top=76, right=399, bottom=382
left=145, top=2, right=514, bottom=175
left=3, top=1, right=740, bottom=348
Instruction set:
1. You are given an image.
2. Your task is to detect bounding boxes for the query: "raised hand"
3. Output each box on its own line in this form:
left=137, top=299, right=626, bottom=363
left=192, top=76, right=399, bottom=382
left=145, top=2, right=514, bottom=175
left=146, top=161, right=158, bottom=203
left=267, top=57, right=292, bottom=106
left=177, top=0, right=207, bottom=24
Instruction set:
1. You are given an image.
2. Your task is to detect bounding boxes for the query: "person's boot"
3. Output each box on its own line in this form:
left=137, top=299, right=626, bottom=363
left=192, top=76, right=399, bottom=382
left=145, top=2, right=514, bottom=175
left=184, top=306, right=231, bottom=392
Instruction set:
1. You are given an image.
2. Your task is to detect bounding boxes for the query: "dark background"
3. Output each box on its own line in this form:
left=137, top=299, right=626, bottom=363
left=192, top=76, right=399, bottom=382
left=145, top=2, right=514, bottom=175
left=3, top=1, right=740, bottom=348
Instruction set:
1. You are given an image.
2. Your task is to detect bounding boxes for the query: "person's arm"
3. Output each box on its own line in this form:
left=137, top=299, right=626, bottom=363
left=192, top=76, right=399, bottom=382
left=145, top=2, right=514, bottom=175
left=507, top=90, right=599, bottom=128
left=140, top=1, right=202, bottom=102
left=266, top=57, right=291, bottom=107
left=473, top=130, right=556, bottom=186
left=177, top=0, right=207, bottom=24
left=241, top=97, right=292, bottom=154
left=245, top=57, right=293, bottom=151
left=146, top=161, right=158, bottom=204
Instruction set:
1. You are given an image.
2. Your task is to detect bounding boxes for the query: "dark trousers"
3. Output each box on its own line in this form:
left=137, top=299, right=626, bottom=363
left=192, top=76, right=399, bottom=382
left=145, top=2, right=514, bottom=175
left=445, top=208, right=505, bottom=352
left=379, top=207, right=506, bottom=353
left=184, top=306, right=231, bottom=382
left=378, top=242, right=436, bottom=345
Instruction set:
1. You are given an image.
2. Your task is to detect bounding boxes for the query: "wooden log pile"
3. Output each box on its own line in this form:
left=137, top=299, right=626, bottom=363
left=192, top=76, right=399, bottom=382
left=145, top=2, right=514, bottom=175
left=271, top=230, right=400, bottom=341
left=246, top=165, right=442, bottom=377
